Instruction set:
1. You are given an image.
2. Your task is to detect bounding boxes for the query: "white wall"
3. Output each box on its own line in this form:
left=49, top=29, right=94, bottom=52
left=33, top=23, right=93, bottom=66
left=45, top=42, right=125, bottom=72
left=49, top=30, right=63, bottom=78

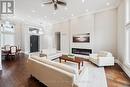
left=117, top=0, right=130, bottom=77
left=70, top=15, right=94, bottom=53
left=117, top=0, right=126, bottom=63
left=52, top=9, right=117, bottom=57
left=14, top=20, right=23, bottom=48
left=52, top=21, right=70, bottom=53
left=94, top=9, right=117, bottom=57
left=41, top=25, right=53, bottom=49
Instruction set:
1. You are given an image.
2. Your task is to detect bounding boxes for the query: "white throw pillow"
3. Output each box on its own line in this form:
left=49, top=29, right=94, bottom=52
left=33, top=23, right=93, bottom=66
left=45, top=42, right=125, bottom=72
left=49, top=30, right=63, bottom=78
left=98, top=51, right=112, bottom=57
left=42, top=48, right=57, bottom=55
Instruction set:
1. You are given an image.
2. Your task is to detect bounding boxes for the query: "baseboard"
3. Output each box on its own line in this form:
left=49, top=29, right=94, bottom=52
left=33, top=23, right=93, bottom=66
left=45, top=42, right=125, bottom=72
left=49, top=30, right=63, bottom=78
left=115, top=59, right=130, bottom=78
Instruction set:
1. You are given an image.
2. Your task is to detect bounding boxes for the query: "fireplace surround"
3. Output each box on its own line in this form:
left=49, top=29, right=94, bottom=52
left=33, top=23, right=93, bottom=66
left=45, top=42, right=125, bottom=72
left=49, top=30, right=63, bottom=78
left=72, top=48, right=92, bottom=55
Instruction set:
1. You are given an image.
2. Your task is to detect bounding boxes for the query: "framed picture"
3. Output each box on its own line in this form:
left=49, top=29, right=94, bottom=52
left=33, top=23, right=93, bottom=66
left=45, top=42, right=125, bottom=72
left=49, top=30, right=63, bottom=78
left=73, top=33, right=90, bottom=43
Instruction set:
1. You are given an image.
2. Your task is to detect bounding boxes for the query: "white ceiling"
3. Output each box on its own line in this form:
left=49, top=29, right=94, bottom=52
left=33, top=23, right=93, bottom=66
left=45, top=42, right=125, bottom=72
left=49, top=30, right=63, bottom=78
left=2, top=0, right=121, bottom=24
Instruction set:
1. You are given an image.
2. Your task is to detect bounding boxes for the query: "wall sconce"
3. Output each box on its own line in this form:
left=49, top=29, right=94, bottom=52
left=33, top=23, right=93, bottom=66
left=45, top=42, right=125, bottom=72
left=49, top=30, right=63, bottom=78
left=11, top=26, right=13, bottom=28
left=1, top=24, right=3, bottom=27
left=0, top=24, right=14, bottom=29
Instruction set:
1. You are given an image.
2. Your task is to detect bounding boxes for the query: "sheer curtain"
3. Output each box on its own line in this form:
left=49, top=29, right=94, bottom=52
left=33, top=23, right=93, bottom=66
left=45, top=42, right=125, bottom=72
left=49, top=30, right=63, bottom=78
left=126, top=0, right=130, bottom=24
left=126, top=29, right=130, bottom=65
left=1, top=33, right=15, bottom=47
left=1, top=21, right=15, bottom=47
left=126, top=0, right=130, bottom=65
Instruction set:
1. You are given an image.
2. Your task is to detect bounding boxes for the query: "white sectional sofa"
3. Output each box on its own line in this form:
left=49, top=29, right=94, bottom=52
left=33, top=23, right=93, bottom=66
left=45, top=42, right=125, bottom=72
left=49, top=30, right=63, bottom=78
left=41, top=48, right=62, bottom=60
left=27, top=56, right=79, bottom=87
left=89, top=51, right=114, bottom=66
left=29, top=48, right=62, bottom=60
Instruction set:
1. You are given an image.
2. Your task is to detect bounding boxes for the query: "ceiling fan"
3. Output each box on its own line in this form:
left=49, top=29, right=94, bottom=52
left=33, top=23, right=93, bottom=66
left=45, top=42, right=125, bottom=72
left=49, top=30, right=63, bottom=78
left=43, top=0, right=67, bottom=10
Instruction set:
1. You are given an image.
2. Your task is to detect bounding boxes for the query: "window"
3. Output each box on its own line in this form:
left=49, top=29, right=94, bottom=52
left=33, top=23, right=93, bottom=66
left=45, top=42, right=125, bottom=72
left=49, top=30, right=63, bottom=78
left=1, top=33, right=15, bottom=47
left=126, top=29, right=130, bottom=65
left=126, top=0, right=130, bottom=23
left=1, top=21, right=15, bottom=47
left=126, top=0, right=130, bottom=65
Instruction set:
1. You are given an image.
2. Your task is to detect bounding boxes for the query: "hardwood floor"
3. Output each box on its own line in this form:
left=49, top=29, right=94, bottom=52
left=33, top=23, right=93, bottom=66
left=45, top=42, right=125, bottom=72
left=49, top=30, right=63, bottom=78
left=0, top=54, right=47, bottom=87
left=105, top=64, right=130, bottom=87
left=0, top=54, right=130, bottom=87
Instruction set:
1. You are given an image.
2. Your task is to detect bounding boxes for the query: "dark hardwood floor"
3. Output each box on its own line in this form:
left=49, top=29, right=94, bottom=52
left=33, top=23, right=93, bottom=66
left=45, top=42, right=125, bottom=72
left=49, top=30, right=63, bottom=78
left=0, top=54, right=46, bottom=87
left=0, top=54, right=130, bottom=87
left=105, top=64, right=130, bottom=87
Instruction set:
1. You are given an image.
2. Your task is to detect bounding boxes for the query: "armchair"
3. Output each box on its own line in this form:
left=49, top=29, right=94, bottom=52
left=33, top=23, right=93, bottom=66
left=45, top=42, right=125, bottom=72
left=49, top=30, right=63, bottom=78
left=89, top=51, right=114, bottom=66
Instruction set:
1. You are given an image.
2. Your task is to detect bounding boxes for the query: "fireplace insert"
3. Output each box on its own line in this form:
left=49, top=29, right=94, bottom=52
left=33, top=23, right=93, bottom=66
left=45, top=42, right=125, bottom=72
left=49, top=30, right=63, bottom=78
left=72, top=48, right=92, bottom=55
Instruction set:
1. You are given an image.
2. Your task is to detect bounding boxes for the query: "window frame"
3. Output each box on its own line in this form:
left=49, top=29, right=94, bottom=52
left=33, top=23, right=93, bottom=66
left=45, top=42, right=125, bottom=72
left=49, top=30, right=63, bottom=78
left=1, top=22, right=15, bottom=47
left=126, top=0, right=130, bottom=24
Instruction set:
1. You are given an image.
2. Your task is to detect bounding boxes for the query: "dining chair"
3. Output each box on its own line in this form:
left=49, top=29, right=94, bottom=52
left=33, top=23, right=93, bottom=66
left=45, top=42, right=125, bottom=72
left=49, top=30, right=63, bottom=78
left=5, top=45, right=10, bottom=51
left=9, top=46, right=17, bottom=60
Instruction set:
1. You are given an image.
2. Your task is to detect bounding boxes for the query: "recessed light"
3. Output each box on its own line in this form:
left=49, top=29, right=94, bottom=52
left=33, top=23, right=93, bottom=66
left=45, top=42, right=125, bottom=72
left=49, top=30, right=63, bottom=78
left=53, top=12, right=56, bottom=15
left=32, top=10, right=36, bottom=13
left=64, top=7, right=68, bottom=10
left=71, top=14, right=74, bottom=17
left=82, top=0, right=85, bottom=3
left=44, top=16, right=47, bottom=18
left=106, top=2, right=110, bottom=6
left=21, top=19, right=24, bottom=21
left=85, top=9, right=89, bottom=12
left=28, top=16, right=31, bottom=18
left=41, top=4, right=45, bottom=7
left=61, top=17, right=64, bottom=19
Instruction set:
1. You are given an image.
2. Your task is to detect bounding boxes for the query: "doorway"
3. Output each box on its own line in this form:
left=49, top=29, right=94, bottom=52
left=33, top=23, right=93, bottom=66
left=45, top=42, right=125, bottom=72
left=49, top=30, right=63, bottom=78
left=55, top=32, right=61, bottom=51
left=30, top=35, right=39, bottom=53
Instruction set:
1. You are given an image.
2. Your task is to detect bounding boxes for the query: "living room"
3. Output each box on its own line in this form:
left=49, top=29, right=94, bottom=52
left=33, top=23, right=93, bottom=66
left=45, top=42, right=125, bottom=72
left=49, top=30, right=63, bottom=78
left=0, top=0, right=130, bottom=87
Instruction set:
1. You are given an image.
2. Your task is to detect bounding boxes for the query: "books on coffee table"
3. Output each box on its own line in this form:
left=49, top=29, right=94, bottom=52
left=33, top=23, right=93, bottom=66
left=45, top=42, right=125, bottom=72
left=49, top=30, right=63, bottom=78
left=67, top=54, right=75, bottom=59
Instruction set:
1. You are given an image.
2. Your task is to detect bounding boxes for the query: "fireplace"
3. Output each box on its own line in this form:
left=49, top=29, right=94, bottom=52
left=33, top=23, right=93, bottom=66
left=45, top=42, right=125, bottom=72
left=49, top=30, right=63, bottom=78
left=72, top=48, right=92, bottom=55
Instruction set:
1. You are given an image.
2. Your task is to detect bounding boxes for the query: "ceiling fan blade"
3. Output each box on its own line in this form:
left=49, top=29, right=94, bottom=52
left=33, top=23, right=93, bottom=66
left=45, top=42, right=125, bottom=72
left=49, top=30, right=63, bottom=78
left=57, top=1, right=66, bottom=6
left=43, top=1, right=53, bottom=4
left=54, top=4, right=58, bottom=10
left=52, top=0, right=55, bottom=2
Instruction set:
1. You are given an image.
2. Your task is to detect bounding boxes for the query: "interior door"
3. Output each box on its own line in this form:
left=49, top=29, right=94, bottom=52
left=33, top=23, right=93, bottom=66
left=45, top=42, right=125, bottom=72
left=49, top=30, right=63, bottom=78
left=55, top=32, right=61, bottom=51
left=30, top=35, right=39, bottom=53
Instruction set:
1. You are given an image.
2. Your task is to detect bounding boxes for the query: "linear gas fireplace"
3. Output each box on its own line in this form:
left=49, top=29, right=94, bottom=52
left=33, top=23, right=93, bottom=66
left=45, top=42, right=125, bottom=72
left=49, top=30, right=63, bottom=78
left=72, top=48, right=92, bottom=55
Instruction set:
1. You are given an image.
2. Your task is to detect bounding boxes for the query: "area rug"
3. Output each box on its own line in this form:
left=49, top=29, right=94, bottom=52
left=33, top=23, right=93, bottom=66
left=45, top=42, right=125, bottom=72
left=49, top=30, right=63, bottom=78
left=54, top=59, right=108, bottom=87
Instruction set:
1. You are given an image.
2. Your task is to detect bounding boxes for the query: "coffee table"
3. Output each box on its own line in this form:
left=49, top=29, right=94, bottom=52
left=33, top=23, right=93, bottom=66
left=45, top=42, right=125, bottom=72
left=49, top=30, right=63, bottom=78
left=59, top=55, right=84, bottom=69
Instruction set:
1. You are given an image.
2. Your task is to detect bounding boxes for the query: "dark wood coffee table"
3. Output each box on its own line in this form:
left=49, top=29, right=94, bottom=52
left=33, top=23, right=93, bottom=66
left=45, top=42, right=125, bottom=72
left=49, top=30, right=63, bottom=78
left=59, top=55, right=84, bottom=69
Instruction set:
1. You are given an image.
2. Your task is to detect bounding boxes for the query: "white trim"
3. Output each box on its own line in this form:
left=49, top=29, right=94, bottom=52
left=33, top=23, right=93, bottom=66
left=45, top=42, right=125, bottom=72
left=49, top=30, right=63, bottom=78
left=125, top=21, right=130, bottom=28
left=0, top=21, right=2, bottom=70
left=115, top=59, right=130, bottom=77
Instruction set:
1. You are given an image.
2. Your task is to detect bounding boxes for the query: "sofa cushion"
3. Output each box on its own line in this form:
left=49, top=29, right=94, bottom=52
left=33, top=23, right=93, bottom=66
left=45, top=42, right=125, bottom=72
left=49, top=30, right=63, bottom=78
left=48, top=61, right=78, bottom=75
left=30, top=56, right=78, bottom=75
left=42, top=48, right=57, bottom=55
left=29, top=52, right=40, bottom=57
left=31, top=56, right=47, bottom=61
left=98, top=51, right=112, bottom=57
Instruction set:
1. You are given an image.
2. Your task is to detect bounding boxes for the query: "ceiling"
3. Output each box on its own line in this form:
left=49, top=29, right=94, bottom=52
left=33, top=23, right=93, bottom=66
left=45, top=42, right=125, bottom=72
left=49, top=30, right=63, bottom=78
left=2, top=0, right=121, bottom=24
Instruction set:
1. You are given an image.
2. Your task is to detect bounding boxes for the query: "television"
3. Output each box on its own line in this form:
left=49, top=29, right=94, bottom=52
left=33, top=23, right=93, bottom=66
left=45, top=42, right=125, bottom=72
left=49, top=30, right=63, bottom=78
left=73, top=33, right=90, bottom=43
